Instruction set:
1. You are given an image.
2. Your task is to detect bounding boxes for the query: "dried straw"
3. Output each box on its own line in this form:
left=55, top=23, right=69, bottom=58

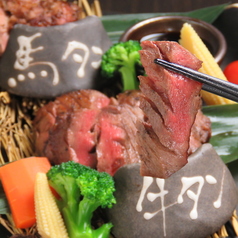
left=81, top=0, right=93, bottom=16
left=0, top=91, right=46, bottom=236
left=0, top=92, right=44, bottom=165
left=231, top=210, right=238, bottom=235
left=0, top=214, right=38, bottom=236
left=73, top=0, right=103, bottom=18
left=92, top=0, right=102, bottom=17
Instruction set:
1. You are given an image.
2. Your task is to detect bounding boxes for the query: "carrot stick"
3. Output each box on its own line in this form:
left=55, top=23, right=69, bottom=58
left=0, top=157, right=51, bottom=228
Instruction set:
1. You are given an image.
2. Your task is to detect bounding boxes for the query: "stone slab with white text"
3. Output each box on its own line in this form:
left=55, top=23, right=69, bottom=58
left=106, top=143, right=238, bottom=238
left=0, top=16, right=111, bottom=98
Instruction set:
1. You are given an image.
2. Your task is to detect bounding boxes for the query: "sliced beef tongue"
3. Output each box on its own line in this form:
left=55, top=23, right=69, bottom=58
left=95, top=90, right=145, bottom=175
left=95, top=105, right=128, bottom=175
left=137, top=41, right=203, bottom=178
left=66, top=108, right=101, bottom=168
left=118, top=104, right=144, bottom=163
left=95, top=103, right=142, bottom=176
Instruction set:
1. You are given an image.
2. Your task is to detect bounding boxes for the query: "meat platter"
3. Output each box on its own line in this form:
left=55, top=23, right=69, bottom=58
left=0, top=2, right=238, bottom=238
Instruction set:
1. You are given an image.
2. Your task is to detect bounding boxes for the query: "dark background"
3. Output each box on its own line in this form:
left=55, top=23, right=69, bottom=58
left=98, top=0, right=238, bottom=15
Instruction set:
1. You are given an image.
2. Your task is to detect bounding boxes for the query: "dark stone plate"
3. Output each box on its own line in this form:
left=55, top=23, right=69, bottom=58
left=0, top=16, right=111, bottom=98
left=106, top=144, right=238, bottom=238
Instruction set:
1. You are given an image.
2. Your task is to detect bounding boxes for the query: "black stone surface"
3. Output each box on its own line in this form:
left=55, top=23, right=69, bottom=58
left=0, top=16, right=111, bottom=98
left=106, top=143, right=238, bottom=238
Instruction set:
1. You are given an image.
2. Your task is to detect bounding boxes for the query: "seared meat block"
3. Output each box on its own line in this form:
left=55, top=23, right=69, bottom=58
left=0, top=0, right=81, bottom=56
left=33, top=90, right=110, bottom=167
left=1, top=0, right=81, bottom=28
left=137, top=41, right=203, bottom=178
left=119, top=104, right=144, bottom=162
left=96, top=103, right=144, bottom=175
left=95, top=90, right=145, bottom=174
left=48, top=108, right=101, bottom=167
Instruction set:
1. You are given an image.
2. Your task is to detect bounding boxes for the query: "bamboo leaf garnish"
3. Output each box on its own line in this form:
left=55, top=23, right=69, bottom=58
left=203, top=104, right=238, bottom=164
left=101, top=4, right=229, bottom=43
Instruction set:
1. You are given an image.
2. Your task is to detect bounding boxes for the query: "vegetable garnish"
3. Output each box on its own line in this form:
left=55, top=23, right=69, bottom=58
left=35, top=172, right=69, bottom=238
left=0, top=182, right=9, bottom=215
left=0, top=157, right=51, bottom=229
left=47, top=161, right=116, bottom=238
left=179, top=23, right=236, bottom=105
left=101, top=40, right=144, bottom=91
left=224, top=60, right=238, bottom=85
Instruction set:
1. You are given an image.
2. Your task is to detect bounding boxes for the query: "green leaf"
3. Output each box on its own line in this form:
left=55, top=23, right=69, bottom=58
left=184, top=3, right=229, bottom=23
left=202, top=104, right=238, bottom=164
left=0, top=183, right=9, bottom=214
left=101, top=4, right=229, bottom=43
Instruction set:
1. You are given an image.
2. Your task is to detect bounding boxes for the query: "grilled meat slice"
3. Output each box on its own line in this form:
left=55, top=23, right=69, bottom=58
left=95, top=105, right=128, bottom=175
left=137, top=41, right=203, bottom=178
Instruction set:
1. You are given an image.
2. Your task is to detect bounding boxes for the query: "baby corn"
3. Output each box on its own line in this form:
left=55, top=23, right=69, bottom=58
left=34, top=172, right=69, bottom=238
left=179, top=23, right=236, bottom=105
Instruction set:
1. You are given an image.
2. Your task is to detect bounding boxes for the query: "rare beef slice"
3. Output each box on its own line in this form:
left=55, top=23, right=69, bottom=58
left=137, top=41, right=203, bottom=178
left=33, top=89, right=110, bottom=167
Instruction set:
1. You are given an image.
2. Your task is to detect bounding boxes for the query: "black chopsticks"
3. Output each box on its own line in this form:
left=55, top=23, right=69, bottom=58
left=154, top=58, right=238, bottom=103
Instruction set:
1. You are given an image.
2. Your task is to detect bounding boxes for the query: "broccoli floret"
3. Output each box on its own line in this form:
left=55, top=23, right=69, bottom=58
left=47, top=161, right=116, bottom=238
left=101, top=40, right=143, bottom=91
